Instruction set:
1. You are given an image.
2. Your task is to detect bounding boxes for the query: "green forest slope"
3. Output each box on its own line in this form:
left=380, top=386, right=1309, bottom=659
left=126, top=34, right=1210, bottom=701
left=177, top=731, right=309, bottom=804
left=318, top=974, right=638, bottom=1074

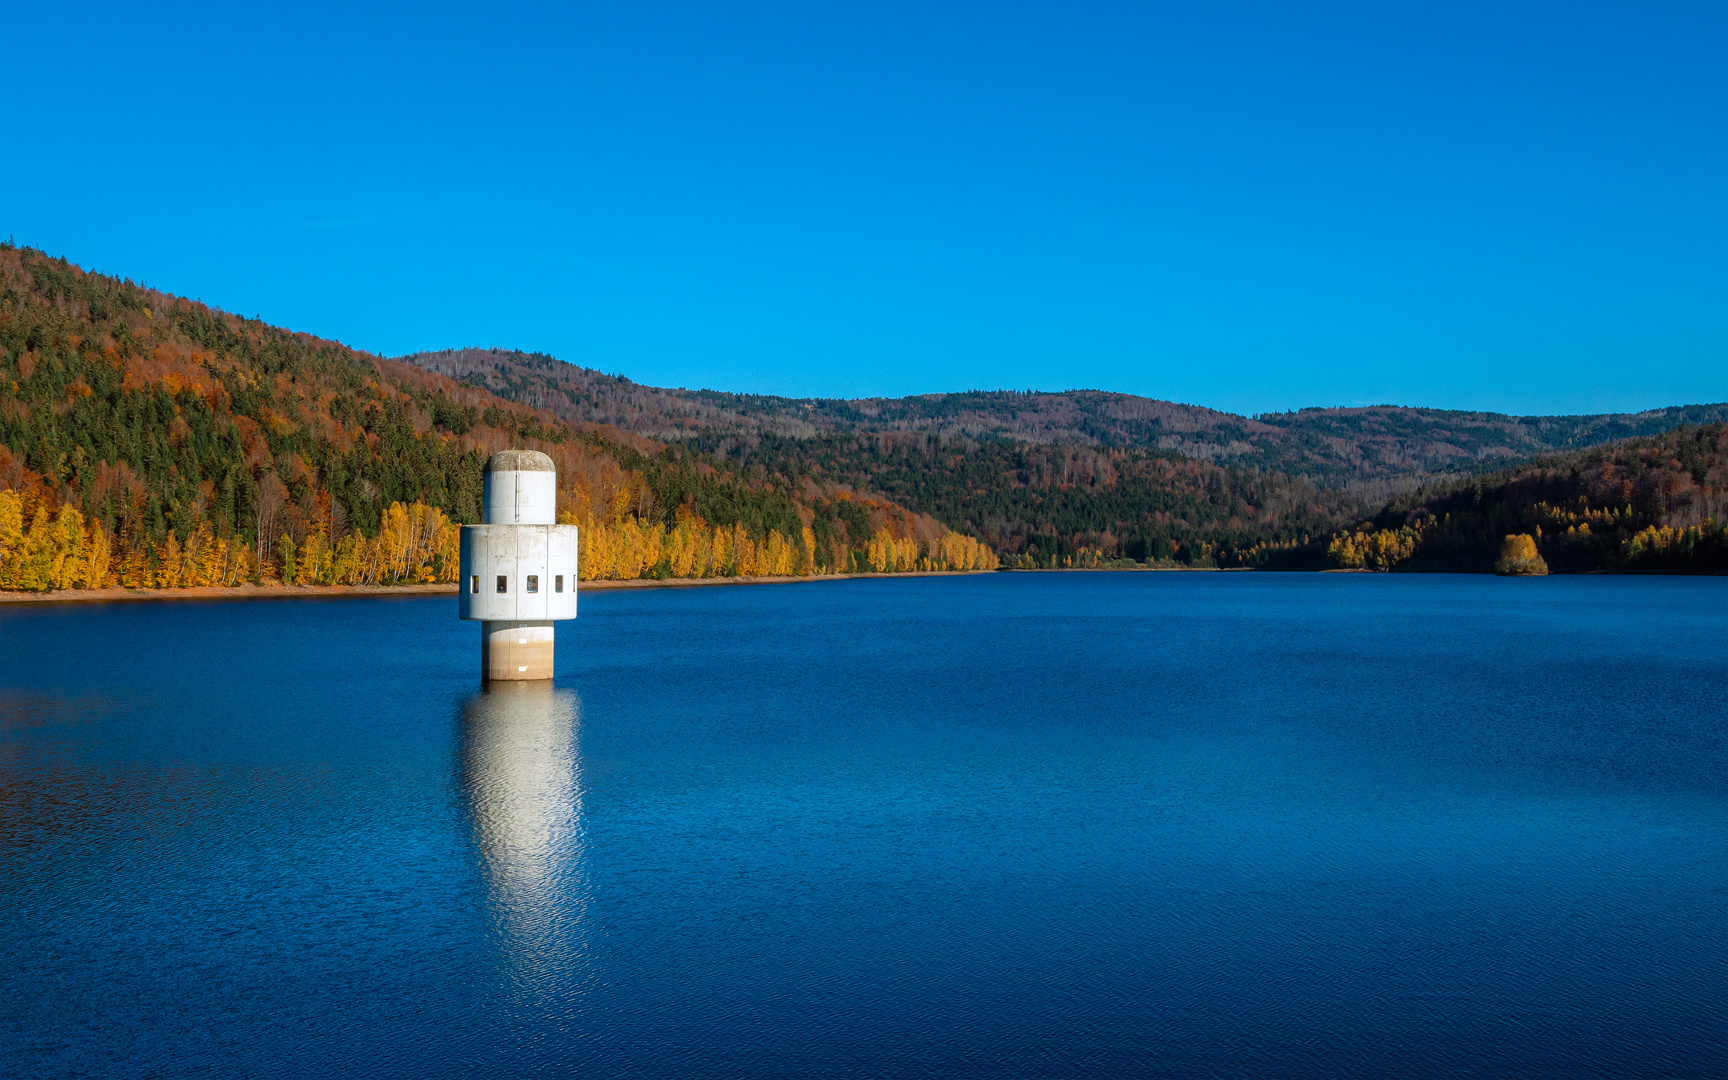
left=0, top=245, right=986, bottom=590
left=675, top=431, right=1361, bottom=569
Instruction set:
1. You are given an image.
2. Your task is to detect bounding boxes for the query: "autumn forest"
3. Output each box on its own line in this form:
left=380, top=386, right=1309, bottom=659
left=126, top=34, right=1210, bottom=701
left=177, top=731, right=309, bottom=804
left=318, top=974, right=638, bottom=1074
left=1, top=243, right=1722, bottom=595
left=0, top=245, right=992, bottom=594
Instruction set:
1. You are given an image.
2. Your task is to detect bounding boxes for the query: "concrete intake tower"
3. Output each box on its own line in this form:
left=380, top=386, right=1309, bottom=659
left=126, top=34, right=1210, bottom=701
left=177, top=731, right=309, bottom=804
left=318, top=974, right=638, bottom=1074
left=458, top=450, right=579, bottom=681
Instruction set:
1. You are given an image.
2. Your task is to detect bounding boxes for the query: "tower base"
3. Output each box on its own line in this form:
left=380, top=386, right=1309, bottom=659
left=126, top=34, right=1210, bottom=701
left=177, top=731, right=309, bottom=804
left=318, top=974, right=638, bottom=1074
left=481, top=621, right=555, bottom=682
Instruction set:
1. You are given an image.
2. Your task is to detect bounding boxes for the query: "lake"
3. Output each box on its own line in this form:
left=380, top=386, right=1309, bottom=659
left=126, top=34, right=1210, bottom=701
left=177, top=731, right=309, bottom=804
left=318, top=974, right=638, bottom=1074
left=2, top=572, right=1725, bottom=1078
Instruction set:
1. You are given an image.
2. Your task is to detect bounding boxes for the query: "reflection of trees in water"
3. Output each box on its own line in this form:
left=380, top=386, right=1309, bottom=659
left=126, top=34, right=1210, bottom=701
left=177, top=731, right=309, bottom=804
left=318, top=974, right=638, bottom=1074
left=459, top=683, right=592, bottom=1002
left=0, top=690, right=154, bottom=856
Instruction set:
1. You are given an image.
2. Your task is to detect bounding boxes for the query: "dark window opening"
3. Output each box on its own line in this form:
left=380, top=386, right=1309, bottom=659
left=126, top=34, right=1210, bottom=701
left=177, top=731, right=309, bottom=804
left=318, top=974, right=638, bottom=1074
left=555, top=575, right=564, bottom=593
left=470, top=575, right=479, bottom=594
left=526, top=575, right=539, bottom=594
left=496, top=575, right=508, bottom=593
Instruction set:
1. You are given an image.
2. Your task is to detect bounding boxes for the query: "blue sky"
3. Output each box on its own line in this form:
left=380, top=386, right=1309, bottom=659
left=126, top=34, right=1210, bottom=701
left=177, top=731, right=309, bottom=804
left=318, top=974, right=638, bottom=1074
left=3, top=1, right=1723, bottom=416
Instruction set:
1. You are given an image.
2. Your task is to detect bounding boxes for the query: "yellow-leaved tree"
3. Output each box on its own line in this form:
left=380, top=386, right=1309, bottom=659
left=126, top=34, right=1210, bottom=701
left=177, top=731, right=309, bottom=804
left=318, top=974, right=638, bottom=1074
left=0, top=493, right=114, bottom=591
left=1494, top=534, right=1549, bottom=576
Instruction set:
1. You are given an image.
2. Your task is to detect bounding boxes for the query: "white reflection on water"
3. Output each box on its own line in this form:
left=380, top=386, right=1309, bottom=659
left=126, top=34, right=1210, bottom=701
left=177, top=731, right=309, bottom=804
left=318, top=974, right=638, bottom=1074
left=460, top=683, right=591, bottom=1001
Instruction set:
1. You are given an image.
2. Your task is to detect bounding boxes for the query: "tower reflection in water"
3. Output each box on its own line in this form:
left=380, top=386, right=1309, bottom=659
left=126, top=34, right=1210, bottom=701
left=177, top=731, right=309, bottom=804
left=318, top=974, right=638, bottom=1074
left=459, top=682, right=592, bottom=1002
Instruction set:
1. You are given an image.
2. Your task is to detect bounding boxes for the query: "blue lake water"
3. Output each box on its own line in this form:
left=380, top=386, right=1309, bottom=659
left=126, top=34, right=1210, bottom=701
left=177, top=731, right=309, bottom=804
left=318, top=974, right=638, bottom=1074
left=2, top=572, right=1725, bottom=1078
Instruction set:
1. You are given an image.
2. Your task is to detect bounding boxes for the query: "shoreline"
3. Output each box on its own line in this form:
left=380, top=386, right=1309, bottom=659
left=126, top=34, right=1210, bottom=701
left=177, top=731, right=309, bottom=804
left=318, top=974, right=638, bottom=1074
left=0, top=570, right=995, bottom=606
left=4, top=566, right=1711, bottom=605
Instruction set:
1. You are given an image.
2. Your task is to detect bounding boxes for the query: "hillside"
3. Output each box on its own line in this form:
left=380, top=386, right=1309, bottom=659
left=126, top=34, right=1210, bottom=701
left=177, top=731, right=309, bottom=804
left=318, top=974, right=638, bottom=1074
left=401, top=346, right=1724, bottom=571
left=5, top=244, right=1716, bottom=591
left=0, top=245, right=992, bottom=592
left=400, top=347, right=1727, bottom=491
left=1329, top=424, right=1727, bottom=574
left=668, top=432, right=1361, bottom=569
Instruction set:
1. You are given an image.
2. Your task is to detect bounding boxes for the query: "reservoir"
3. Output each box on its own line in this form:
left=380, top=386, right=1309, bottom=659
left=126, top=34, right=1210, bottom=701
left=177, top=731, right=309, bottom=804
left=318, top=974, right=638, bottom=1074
left=2, top=573, right=1725, bottom=1077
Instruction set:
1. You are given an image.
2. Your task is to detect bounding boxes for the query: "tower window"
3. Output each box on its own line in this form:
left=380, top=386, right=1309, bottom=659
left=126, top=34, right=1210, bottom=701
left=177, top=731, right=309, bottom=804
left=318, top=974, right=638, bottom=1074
left=496, top=575, right=508, bottom=593
left=555, top=575, right=564, bottom=593
left=526, top=575, right=539, bottom=593
left=470, top=575, right=478, bottom=594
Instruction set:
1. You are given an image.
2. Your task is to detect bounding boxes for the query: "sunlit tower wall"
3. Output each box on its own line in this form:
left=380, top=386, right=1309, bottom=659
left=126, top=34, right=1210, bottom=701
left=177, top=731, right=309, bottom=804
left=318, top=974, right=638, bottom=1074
left=458, top=450, right=579, bottom=681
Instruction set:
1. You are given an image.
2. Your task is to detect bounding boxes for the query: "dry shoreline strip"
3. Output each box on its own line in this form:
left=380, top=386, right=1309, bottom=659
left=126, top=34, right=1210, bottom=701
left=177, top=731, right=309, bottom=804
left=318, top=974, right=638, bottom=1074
left=0, top=570, right=995, bottom=605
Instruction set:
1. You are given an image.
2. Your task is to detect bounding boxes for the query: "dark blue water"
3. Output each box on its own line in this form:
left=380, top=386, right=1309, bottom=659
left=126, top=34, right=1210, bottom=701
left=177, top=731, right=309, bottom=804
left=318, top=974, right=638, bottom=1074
left=2, top=573, right=1725, bottom=1079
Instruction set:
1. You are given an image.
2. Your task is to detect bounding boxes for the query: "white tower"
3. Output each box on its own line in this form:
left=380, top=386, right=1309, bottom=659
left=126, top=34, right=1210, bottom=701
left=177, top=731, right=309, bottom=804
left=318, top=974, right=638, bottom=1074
left=458, top=450, right=579, bottom=681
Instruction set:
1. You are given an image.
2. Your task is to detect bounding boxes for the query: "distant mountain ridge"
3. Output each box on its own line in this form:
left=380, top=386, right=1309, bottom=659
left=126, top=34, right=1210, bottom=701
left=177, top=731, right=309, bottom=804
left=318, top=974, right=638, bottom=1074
left=398, top=347, right=1726, bottom=493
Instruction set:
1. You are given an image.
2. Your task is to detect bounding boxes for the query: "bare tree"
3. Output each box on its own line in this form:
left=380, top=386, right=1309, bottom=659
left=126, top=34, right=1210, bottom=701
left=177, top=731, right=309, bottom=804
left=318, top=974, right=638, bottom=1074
left=253, top=473, right=288, bottom=571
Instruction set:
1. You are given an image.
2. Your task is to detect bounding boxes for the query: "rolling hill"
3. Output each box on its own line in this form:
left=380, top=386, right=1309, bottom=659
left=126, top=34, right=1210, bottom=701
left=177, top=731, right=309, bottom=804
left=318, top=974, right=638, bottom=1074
left=400, top=346, right=1725, bottom=571
left=3, top=242, right=1718, bottom=589
left=400, top=346, right=1726, bottom=493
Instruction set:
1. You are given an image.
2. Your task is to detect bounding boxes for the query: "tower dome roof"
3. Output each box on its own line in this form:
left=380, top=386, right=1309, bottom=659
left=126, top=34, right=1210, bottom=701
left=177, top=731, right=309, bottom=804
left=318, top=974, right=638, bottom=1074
left=484, top=450, right=555, bottom=473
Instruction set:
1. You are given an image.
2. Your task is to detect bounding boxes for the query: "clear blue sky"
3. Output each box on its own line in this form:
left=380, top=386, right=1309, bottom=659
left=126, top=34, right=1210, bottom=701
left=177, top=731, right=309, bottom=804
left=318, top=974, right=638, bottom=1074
left=4, top=1, right=1723, bottom=416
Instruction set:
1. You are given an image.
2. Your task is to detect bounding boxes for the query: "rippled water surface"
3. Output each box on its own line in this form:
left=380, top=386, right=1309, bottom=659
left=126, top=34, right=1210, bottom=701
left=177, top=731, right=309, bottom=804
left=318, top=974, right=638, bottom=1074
left=2, top=573, right=1726, bottom=1078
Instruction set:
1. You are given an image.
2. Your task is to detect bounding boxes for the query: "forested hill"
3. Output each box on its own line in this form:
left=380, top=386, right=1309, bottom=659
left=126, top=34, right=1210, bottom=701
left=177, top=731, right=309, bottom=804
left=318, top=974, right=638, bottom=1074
left=400, top=347, right=1726, bottom=491
left=0, top=245, right=993, bottom=592
left=667, top=432, right=1364, bottom=570
left=401, top=349, right=1373, bottom=568
left=399, top=346, right=1724, bottom=572
left=1329, top=424, right=1727, bottom=574
left=5, top=242, right=1715, bottom=591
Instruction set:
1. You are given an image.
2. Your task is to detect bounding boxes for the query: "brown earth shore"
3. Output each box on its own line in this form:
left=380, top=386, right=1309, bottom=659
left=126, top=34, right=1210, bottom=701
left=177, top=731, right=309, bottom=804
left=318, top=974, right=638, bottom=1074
left=0, top=570, right=994, bottom=605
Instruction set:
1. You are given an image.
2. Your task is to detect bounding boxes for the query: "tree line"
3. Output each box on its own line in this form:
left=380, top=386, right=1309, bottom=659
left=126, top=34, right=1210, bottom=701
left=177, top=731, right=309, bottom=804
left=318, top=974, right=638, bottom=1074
left=570, top=505, right=995, bottom=581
